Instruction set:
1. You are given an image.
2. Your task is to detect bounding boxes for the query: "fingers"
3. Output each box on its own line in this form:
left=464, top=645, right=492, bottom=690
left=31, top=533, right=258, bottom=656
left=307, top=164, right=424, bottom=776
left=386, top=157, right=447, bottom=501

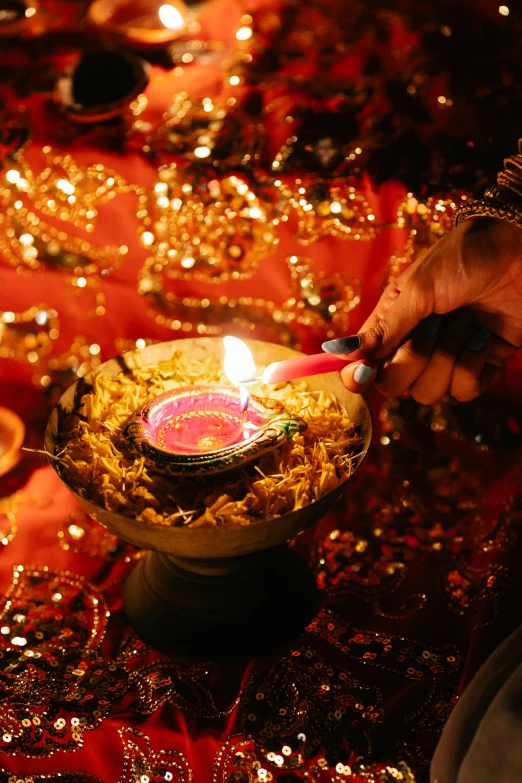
left=337, top=308, right=515, bottom=401
left=340, top=360, right=378, bottom=393
left=450, top=330, right=517, bottom=402
left=341, top=311, right=442, bottom=394
left=323, top=268, right=436, bottom=363
left=355, top=256, right=428, bottom=335
left=373, top=313, right=442, bottom=397
left=479, top=364, right=501, bottom=395
left=356, top=277, right=402, bottom=333
left=337, top=275, right=419, bottom=394
left=409, top=310, right=475, bottom=405
left=338, top=314, right=513, bottom=401
left=448, top=326, right=491, bottom=402
left=407, top=318, right=515, bottom=405
left=322, top=279, right=401, bottom=358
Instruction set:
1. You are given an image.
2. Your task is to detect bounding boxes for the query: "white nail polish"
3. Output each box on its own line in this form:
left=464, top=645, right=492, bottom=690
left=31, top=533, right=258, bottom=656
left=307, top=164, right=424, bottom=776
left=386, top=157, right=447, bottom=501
left=354, top=364, right=375, bottom=385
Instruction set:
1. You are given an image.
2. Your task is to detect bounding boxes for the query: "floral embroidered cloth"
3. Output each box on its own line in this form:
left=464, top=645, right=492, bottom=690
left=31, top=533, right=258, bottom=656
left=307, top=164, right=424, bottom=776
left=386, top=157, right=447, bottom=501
left=1, top=1, right=522, bottom=781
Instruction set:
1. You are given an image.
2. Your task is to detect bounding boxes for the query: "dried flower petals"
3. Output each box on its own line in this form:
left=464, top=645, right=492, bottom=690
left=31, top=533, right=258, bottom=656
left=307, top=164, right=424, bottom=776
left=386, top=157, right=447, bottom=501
left=56, top=352, right=361, bottom=528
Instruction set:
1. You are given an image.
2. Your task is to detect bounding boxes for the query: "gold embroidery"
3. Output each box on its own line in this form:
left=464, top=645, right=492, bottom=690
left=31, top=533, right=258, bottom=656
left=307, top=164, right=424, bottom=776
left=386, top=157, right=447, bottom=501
left=0, top=565, right=128, bottom=757
left=0, top=727, right=193, bottom=782
left=119, top=727, right=193, bottom=783
left=137, top=165, right=277, bottom=285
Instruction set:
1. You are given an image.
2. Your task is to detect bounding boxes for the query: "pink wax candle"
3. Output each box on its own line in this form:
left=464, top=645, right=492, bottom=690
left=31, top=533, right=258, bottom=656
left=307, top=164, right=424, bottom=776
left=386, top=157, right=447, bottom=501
left=262, top=353, right=351, bottom=384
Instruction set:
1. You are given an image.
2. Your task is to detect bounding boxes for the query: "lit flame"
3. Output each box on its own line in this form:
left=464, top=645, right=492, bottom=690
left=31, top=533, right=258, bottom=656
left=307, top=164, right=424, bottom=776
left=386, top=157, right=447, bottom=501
left=223, top=336, right=257, bottom=386
left=158, top=3, right=184, bottom=30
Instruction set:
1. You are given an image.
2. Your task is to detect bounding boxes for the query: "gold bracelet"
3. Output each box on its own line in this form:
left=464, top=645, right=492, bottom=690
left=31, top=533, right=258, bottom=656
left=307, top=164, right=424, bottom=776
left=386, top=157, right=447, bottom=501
left=485, top=144, right=522, bottom=211
left=454, top=198, right=522, bottom=229
left=455, top=138, right=522, bottom=228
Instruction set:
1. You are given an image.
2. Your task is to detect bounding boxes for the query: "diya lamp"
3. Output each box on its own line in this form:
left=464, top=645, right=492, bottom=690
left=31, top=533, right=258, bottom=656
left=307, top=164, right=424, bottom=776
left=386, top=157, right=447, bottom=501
left=45, top=337, right=372, bottom=654
left=0, top=0, right=39, bottom=38
left=55, top=50, right=150, bottom=124
left=88, top=0, right=189, bottom=49
left=125, top=336, right=308, bottom=476
left=0, top=407, right=25, bottom=476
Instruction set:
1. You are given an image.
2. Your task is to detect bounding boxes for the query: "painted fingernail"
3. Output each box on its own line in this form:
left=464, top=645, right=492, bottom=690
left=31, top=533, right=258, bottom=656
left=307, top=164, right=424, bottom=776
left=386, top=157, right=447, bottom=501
left=354, top=363, right=376, bottom=385
left=419, top=313, right=442, bottom=338
left=322, top=335, right=361, bottom=355
left=468, top=326, right=491, bottom=352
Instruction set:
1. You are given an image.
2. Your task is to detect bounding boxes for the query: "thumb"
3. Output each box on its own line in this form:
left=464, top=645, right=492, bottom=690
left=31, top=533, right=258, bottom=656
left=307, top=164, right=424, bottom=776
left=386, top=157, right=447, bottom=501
left=323, top=273, right=435, bottom=361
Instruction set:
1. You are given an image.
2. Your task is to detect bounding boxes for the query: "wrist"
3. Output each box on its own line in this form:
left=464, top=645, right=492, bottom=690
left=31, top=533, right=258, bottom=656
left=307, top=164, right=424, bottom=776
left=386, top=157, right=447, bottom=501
left=459, top=215, right=522, bottom=266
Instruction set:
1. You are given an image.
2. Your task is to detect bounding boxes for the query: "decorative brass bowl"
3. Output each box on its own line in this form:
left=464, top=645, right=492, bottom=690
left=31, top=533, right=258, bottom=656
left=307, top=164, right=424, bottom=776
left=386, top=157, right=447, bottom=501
left=45, top=338, right=372, bottom=653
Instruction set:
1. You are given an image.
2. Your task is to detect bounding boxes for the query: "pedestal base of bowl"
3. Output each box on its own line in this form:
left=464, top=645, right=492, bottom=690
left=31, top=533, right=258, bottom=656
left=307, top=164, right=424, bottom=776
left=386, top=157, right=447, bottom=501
left=123, top=544, right=317, bottom=657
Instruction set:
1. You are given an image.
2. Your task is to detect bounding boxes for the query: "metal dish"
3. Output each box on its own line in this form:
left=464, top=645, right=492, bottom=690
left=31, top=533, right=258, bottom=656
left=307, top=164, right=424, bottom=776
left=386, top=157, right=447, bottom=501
left=45, top=338, right=372, bottom=652
left=45, top=337, right=372, bottom=557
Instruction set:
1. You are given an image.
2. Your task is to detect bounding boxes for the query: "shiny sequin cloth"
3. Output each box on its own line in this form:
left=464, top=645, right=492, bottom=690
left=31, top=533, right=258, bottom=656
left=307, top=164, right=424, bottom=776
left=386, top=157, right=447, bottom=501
left=2, top=0, right=522, bottom=781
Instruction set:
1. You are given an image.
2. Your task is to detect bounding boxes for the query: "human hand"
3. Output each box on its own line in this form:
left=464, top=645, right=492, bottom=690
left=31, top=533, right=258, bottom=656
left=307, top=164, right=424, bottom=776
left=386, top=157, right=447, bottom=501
left=322, top=217, right=522, bottom=403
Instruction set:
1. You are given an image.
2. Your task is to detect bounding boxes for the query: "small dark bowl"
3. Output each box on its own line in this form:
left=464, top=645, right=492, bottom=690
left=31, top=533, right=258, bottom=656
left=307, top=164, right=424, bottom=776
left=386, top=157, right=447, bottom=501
left=54, top=50, right=150, bottom=124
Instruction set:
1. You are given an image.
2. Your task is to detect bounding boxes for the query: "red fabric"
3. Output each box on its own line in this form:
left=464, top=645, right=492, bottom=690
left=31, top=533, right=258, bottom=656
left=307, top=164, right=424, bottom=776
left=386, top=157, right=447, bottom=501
left=1, top=2, right=522, bottom=782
